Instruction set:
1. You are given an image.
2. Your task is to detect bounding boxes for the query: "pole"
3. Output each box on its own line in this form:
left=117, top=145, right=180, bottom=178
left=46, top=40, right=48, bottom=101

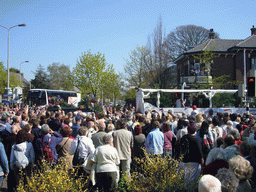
left=7, top=29, right=10, bottom=101
left=0, top=24, right=26, bottom=101
left=244, top=48, right=250, bottom=111
left=20, top=61, right=29, bottom=86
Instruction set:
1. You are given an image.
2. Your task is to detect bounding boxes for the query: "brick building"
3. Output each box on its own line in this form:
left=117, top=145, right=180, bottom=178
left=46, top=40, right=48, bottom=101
left=175, top=26, right=256, bottom=89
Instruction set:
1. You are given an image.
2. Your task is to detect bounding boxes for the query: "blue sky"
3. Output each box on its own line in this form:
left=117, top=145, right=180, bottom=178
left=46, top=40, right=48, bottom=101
left=0, top=0, right=255, bottom=81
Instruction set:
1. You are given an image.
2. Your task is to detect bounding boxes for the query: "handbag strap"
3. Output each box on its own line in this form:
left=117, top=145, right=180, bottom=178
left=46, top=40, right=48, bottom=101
left=57, top=138, right=69, bottom=153
left=41, top=137, right=51, bottom=148
left=74, top=138, right=80, bottom=154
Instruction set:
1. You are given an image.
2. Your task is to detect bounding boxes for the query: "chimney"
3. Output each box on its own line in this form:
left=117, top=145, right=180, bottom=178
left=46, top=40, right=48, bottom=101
left=251, top=25, right=256, bottom=36
left=209, top=29, right=215, bottom=39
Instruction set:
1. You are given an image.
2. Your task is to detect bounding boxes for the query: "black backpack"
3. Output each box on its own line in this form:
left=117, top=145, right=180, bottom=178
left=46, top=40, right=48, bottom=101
left=72, top=139, right=85, bottom=166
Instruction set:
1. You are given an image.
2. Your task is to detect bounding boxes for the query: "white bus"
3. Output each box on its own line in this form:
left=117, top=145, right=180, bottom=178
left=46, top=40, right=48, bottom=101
left=27, top=89, right=81, bottom=107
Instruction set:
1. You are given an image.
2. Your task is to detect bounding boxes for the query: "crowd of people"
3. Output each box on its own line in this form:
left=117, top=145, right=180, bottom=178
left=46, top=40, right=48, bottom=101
left=0, top=104, right=256, bottom=191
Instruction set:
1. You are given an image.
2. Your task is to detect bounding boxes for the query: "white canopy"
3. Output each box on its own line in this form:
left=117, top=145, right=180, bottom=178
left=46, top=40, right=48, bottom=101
left=136, top=88, right=238, bottom=113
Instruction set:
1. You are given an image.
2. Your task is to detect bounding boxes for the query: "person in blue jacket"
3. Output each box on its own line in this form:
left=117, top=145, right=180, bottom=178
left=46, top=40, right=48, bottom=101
left=0, top=141, right=9, bottom=185
left=35, top=124, right=63, bottom=164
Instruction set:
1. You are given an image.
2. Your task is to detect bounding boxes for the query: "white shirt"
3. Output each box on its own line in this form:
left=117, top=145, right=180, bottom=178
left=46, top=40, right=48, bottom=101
left=91, top=144, right=120, bottom=173
left=69, top=135, right=95, bottom=168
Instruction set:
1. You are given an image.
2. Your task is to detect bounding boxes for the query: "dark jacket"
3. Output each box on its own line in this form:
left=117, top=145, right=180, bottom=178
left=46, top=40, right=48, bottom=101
left=179, top=134, right=203, bottom=164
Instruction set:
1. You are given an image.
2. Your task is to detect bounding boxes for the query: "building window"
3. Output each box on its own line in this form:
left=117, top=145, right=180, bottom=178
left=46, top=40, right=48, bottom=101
left=251, top=57, right=256, bottom=70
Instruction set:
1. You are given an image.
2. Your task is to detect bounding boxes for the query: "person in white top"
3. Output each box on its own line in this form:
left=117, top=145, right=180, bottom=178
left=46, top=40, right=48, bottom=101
left=69, top=126, right=95, bottom=175
left=91, top=134, right=120, bottom=192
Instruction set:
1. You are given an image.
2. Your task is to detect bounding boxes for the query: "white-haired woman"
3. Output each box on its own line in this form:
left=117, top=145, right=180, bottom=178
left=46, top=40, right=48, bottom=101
left=229, top=155, right=253, bottom=192
left=91, top=134, right=120, bottom=192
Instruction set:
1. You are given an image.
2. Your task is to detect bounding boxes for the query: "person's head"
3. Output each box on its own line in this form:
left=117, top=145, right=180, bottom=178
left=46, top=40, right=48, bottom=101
left=240, top=142, right=251, bottom=157
left=192, top=105, right=197, bottom=110
left=224, top=135, right=235, bottom=147
left=88, top=121, right=95, bottom=128
left=23, top=124, right=32, bottom=133
left=31, top=118, right=39, bottom=128
left=230, top=113, right=238, bottom=121
left=229, top=129, right=240, bottom=140
left=78, top=126, right=88, bottom=136
left=196, top=114, right=203, bottom=123
left=229, top=155, right=253, bottom=180
left=107, top=124, right=114, bottom=132
left=13, top=116, right=21, bottom=124
left=205, top=148, right=226, bottom=165
left=22, top=114, right=29, bottom=121
left=215, top=168, right=239, bottom=192
left=200, top=121, right=209, bottom=136
left=187, top=123, right=196, bottom=135
left=198, top=175, right=221, bottom=192
left=63, top=117, right=70, bottom=125
left=208, top=109, right=213, bottom=116
left=212, top=116, right=219, bottom=126
left=103, top=134, right=113, bottom=145
left=1, top=115, right=9, bottom=123
left=161, top=122, right=171, bottom=132
left=236, top=124, right=243, bottom=133
left=134, top=124, right=142, bottom=135
left=216, top=137, right=224, bottom=148
left=98, top=121, right=106, bottom=131
left=55, top=112, right=62, bottom=121
left=60, top=124, right=71, bottom=137
left=152, top=121, right=160, bottom=128
left=116, top=118, right=127, bottom=130
left=75, top=115, right=83, bottom=124
left=41, top=124, right=50, bottom=135
left=183, top=119, right=189, bottom=127
left=11, top=125, right=19, bottom=135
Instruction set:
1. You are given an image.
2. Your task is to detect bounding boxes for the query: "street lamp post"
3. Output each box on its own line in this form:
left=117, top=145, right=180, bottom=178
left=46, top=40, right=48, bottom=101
left=20, top=61, right=29, bottom=85
left=0, top=24, right=26, bottom=101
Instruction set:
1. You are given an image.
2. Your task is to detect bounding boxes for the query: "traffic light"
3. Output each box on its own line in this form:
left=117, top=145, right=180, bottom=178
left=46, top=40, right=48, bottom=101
left=247, top=77, right=255, bottom=97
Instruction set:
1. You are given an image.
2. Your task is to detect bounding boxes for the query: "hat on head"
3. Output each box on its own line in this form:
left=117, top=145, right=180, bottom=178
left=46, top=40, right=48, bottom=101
left=192, top=105, right=197, bottom=110
left=41, top=124, right=50, bottom=135
left=75, top=115, right=83, bottom=121
left=188, top=123, right=196, bottom=134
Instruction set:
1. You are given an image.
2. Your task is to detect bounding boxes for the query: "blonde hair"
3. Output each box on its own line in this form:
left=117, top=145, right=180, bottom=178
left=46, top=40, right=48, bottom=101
left=229, top=155, right=253, bottom=180
left=107, top=123, right=115, bottom=131
left=196, top=114, right=203, bottom=123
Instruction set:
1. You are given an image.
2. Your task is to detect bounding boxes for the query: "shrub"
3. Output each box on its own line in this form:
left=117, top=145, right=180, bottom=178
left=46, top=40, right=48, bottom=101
left=117, top=153, right=187, bottom=192
left=17, top=160, right=87, bottom=192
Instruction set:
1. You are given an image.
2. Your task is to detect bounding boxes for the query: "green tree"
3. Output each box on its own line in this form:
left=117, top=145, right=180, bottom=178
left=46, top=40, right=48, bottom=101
left=0, top=62, right=7, bottom=94
left=47, top=62, right=74, bottom=90
left=31, top=64, right=50, bottom=89
left=73, top=50, right=118, bottom=99
left=124, top=46, right=152, bottom=88
left=9, top=73, right=22, bottom=90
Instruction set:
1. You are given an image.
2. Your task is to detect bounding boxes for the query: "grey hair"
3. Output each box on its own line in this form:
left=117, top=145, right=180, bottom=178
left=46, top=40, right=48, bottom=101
left=205, top=148, right=226, bottom=166
left=103, top=134, right=113, bottom=144
left=229, top=155, right=253, bottom=180
left=229, top=129, right=240, bottom=140
left=126, top=112, right=133, bottom=121
left=198, top=174, right=221, bottom=192
left=215, top=168, right=239, bottom=192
